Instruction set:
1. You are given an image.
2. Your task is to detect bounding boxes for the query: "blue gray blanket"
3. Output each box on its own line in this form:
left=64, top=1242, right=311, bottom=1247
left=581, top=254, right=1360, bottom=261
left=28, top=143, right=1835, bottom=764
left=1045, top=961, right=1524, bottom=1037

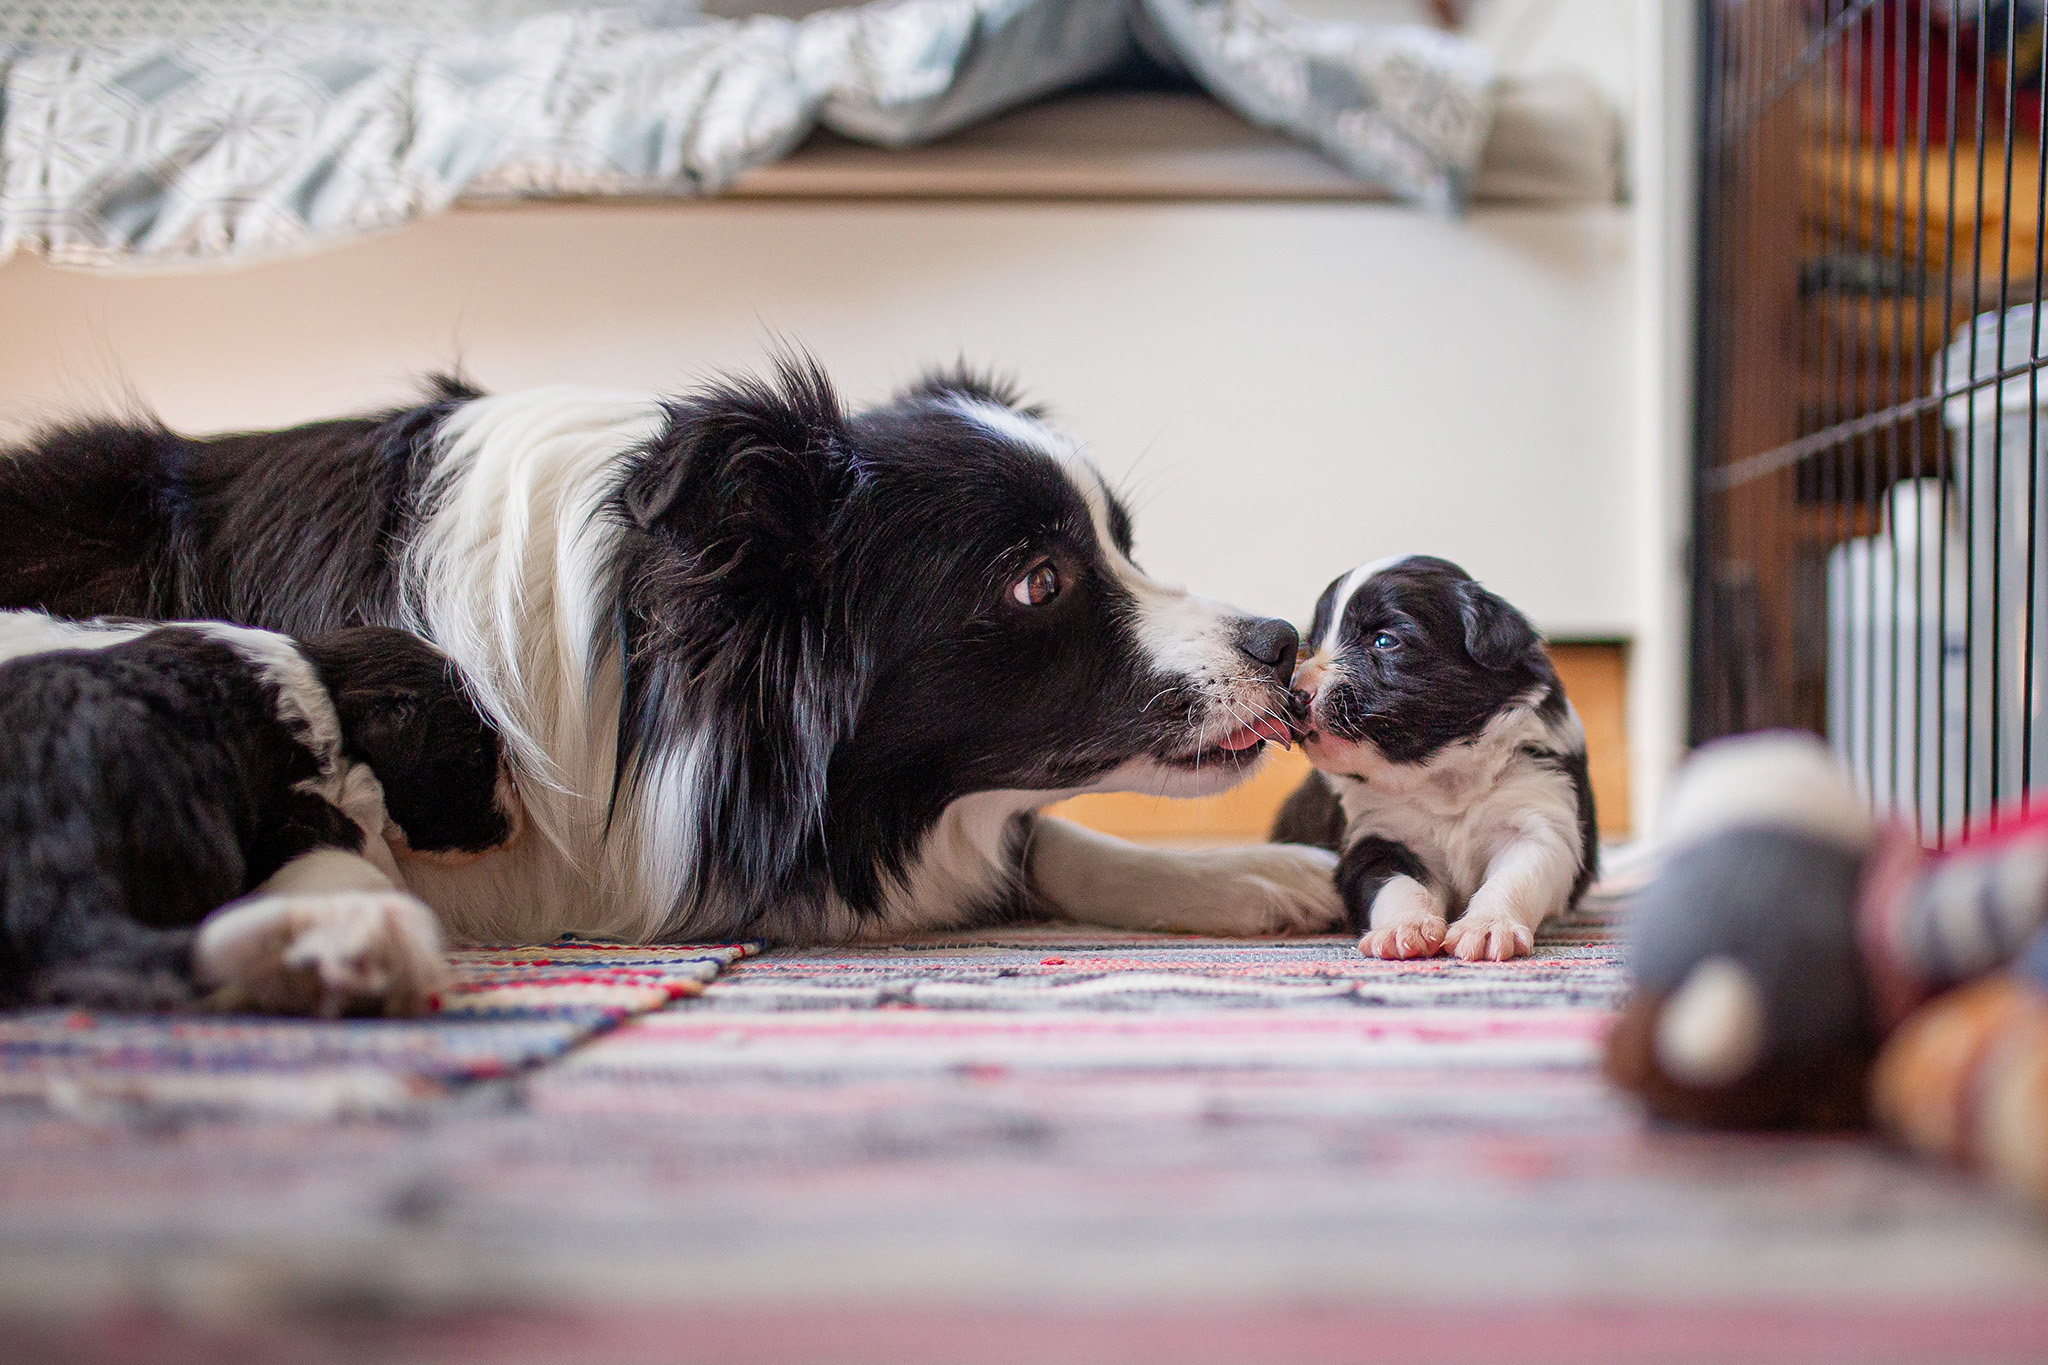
left=0, top=0, right=1493, bottom=270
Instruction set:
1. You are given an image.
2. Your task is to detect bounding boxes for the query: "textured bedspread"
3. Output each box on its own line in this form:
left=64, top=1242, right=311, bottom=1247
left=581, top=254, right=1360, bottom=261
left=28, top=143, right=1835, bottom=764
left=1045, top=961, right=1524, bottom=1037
left=0, top=0, right=1493, bottom=271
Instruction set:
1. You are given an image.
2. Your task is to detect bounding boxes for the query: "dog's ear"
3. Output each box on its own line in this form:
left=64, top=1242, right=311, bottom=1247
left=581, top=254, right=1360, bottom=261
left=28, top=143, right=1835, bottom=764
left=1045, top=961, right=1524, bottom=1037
left=1458, top=579, right=1540, bottom=672
left=894, top=364, right=1046, bottom=420
left=610, top=356, right=865, bottom=925
left=619, top=355, right=851, bottom=575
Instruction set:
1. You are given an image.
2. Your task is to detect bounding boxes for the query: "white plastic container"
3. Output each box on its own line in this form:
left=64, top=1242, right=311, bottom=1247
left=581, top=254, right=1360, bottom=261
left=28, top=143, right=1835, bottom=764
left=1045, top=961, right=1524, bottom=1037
left=1939, top=305, right=2048, bottom=808
left=1828, top=479, right=1975, bottom=838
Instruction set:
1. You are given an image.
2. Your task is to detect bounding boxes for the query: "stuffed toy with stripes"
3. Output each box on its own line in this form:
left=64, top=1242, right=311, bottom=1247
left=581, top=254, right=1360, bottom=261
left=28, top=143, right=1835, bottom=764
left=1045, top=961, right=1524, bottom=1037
left=1605, top=731, right=2048, bottom=1190
left=1872, top=912, right=2048, bottom=1209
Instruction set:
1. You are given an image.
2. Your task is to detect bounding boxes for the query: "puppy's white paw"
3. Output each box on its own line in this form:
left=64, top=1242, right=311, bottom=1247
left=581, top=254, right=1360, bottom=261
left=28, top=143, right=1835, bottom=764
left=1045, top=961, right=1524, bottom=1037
left=1360, top=877, right=1448, bottom=959
left=1358, top=920, right=1447, bottom=959
left=195, top=891, right=448, bottom=1017
left=1192, top=843, right=1346, bottom=936
left=1442, top=913, right=1535, bottom=962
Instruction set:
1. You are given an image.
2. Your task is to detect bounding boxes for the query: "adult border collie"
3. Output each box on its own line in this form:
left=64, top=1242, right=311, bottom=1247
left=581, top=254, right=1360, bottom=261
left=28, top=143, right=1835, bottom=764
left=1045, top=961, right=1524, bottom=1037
left=0, top=361, right=1341, bottom=951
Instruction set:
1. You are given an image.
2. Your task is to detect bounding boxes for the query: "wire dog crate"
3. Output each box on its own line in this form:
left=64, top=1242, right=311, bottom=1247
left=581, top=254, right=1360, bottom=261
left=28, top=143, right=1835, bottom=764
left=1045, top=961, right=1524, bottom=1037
left=1693, top=0, right=2048, bottom=841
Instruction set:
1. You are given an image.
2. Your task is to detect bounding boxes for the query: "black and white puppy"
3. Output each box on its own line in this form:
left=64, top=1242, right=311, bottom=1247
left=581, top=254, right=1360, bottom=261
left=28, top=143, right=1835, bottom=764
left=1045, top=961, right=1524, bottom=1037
left=0, top=613, right=517, bottom=1014
left=1272, top=556, right=1597, bottom=961
left=0, top=360, right=1339, bottom=961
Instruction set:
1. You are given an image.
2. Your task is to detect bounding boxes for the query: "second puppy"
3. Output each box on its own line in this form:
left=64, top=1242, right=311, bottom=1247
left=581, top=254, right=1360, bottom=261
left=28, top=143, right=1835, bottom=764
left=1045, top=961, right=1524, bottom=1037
left=1273, top=556, right=1596, bottom=961
left=0, top=614, right=518, bottom=1014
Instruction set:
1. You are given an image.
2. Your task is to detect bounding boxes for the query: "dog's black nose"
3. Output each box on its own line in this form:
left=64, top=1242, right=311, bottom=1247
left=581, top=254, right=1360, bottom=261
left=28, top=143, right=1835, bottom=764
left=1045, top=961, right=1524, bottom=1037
left=1234, top=617, right=1299, bottom=682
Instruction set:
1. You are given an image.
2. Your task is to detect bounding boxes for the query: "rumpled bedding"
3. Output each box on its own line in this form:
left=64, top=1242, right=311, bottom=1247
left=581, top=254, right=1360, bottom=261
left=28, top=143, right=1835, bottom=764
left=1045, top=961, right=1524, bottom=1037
left=0, top=0, right=1495, bottom=272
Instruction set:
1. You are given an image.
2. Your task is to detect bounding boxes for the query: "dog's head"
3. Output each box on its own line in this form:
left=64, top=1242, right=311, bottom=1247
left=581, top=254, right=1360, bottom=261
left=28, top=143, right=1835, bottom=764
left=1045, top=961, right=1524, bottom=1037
left=301, top=626, right=522, bottom=863
left=1293, top=555, right=1549, bottom=771
left=606, top=358, right=1301, bottom=918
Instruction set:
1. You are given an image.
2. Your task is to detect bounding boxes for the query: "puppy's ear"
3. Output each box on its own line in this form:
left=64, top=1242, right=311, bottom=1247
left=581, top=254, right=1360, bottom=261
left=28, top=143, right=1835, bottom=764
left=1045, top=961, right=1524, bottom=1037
left=1458, top=580, right=1540, bottom=671
left=610, top=355, right=865, bottom=924
left=308, top=642, right=515, bottom=857
left=330, top=686, right=423, bottom=771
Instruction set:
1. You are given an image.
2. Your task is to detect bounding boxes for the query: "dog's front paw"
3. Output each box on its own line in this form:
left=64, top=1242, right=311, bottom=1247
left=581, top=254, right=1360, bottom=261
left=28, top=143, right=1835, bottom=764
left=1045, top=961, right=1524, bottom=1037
left=1359, top=917, right=1447, bottom=959
left=1442, top=913, right=1535, bottom=962
left=195, top=891, right=448, bottom=1017
left=1360, top=877, right=1448, bottom=959
left=1203, top=843, right=1345, bottom=936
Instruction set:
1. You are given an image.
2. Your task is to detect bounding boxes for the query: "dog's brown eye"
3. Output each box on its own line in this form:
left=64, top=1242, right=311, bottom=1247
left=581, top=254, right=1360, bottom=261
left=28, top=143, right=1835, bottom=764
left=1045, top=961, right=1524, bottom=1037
left=1296, top=643, right=1312, bottom=664
left=1011, top=561, right=1061, bottom=607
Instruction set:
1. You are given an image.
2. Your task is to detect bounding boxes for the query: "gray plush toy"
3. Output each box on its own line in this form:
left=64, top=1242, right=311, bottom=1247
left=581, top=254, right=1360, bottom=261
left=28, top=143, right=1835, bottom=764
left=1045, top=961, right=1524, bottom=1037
left=1607, top=731, right=2048, bottom=1129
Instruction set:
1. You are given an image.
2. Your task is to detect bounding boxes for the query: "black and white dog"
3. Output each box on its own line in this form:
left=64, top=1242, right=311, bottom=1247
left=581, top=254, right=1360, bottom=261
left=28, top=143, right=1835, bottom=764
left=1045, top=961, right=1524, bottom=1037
left=1273, top=556, right=1596, bottom=961
left=0, top=361, right=1340, bottom=994
left=0, top=614, right=516, bottom=1013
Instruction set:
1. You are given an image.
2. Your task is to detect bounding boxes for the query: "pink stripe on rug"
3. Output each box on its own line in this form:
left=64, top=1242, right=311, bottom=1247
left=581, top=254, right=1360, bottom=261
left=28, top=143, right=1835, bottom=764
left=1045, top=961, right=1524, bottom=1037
left=15, top=1299, right=2048, bottom=1365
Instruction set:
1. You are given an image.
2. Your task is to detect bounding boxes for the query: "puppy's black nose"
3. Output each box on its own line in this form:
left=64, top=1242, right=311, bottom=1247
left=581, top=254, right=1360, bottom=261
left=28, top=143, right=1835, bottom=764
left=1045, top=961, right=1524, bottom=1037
left=1234, top=617, right=1299, bottom=682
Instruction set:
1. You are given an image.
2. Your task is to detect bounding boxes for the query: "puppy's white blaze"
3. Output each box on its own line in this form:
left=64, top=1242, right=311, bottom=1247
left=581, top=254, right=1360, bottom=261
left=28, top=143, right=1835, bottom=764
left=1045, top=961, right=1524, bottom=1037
left=1654, top=956, right=1768, bottom=1087
left=402, top=387, right=666, bottom=893
left=1317, top=553, right=1415, bottom=655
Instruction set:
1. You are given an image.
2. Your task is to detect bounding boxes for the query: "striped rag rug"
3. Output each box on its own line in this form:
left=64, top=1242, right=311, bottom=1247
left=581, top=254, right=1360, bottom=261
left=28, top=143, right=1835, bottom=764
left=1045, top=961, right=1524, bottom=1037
left=7, top=889, right=2048, bottom=1364
left=0, top=941, right=754, bottom=1116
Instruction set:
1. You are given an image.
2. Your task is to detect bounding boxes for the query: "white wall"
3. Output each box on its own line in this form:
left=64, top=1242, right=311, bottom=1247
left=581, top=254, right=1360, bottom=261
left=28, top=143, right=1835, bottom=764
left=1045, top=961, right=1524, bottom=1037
left=0, top=198, right=1635, bottom=636
left=1625, top=0, right=1697, bottom=833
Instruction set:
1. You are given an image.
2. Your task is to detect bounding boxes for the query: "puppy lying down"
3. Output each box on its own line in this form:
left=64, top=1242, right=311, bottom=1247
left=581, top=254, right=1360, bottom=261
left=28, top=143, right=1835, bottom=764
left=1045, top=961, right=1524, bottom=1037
left=0, top=613, right=518, bottom=1014
left=1273, top=556, right=1597, bottom=961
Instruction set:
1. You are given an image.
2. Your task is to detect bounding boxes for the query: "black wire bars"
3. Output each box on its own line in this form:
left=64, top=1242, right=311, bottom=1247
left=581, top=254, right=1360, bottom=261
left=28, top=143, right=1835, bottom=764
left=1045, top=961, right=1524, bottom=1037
left=1693, top=0, right=2048, bottom=842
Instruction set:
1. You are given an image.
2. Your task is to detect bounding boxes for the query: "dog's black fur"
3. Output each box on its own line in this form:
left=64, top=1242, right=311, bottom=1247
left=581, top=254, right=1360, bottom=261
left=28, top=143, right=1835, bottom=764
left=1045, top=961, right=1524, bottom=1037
left=0, top=624, right=508, bottom=1009
left=1330, top=835, right=1434, bottom=929
left=0, top=378, right=478, bottom=637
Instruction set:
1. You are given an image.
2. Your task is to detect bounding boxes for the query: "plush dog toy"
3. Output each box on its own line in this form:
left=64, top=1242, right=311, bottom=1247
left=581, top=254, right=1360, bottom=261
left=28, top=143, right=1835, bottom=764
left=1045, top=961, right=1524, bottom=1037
left=1872, top=925, right=2048, bottom=1208
left=1604, top=732, right=2048, bottom=1131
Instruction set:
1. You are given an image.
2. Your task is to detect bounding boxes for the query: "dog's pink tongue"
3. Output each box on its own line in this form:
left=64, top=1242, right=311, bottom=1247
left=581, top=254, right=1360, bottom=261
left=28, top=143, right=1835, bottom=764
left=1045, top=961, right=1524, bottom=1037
left=1216, top=717, right=1294, bottom=751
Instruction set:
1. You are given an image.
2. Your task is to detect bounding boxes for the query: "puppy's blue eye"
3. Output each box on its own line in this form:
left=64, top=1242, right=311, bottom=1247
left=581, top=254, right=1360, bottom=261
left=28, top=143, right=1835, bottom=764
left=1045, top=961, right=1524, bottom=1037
left=1371, top=632, right=1399, bottom=650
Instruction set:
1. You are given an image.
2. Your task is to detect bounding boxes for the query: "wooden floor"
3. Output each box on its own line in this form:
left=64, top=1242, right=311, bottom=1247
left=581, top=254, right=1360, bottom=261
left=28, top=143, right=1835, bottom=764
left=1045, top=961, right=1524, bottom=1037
left=1049, top=643, right=1631, bottom=843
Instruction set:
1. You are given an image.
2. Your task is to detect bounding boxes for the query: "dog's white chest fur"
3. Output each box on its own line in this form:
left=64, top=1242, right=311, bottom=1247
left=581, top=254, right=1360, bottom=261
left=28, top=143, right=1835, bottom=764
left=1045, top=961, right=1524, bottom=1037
left=1332, top=703, right=1583, bottom=915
